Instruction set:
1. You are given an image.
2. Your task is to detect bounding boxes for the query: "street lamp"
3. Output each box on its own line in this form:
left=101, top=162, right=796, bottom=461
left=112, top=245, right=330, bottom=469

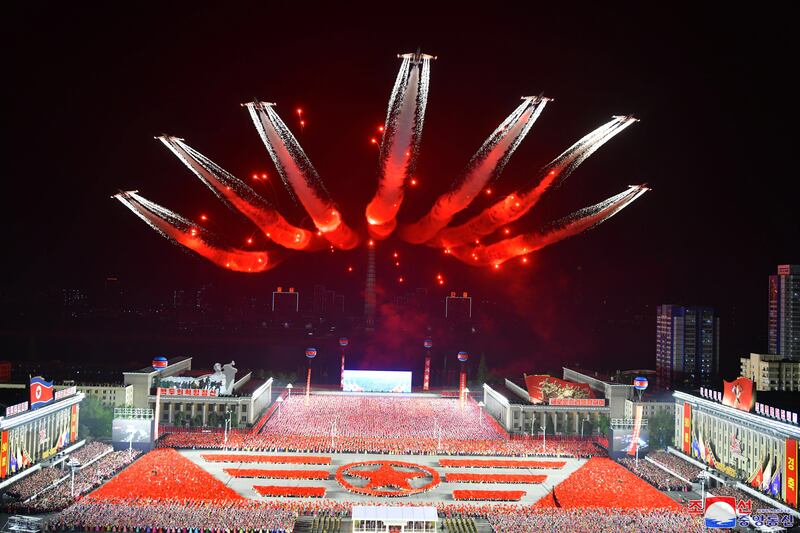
left=276, top=396, right=284, bottom=418
left=477, top=401, right=485, bottom=428
left=286, top=383, right=293, bottom=397
left=66, top=458, right=81, bottom=497
left=698, top=471, right=710, bottom=510
left=223, top=409, right=232, bottom=449
left=541, top=424, right=546, bottom=453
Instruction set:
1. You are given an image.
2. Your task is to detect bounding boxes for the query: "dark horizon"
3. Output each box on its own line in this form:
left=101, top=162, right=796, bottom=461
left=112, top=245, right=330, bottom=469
left=3, top=4, right=796, bottom=379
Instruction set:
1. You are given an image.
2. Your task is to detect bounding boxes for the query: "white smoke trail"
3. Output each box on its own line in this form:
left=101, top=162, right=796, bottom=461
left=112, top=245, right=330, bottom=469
left=114, top=191, right=277, bottom=272
left=365, top=53, right=433, bottom=239
left=449, top=185, right=648, bottom=267
left=244, top=101, right=359, bottom=249
left=158, top=136, right=324, bottom=251
left=399, top=96, right=550, bottom=243
left=432, top=116, right=638, bottom=249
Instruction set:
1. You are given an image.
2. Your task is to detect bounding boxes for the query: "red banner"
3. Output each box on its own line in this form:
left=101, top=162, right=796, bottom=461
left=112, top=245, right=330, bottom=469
left=683, top=402, right=692, bottom=454
left=549, top=398, right=605, bottom=407
left=787, top=439, right=798, bottom=507
left=70, top=404, right=79, bottom=443
left=459, top=371, right=467, bottom=402
left=340, top=352, right=345, bottom=390
left=158, top=388, right=218, bottom=397
left=627, top=405, right=644, bottom=456
left=423, top=357, right=431, bottom=391
left=722, top=376, right=755, bottom=412
left=0, top=432, right=8, bottom=479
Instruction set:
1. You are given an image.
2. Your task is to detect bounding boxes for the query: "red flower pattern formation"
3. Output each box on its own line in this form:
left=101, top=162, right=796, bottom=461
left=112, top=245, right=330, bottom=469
left=533, top=457, right=682, bottom=510
left=89, top=449, right=243, bottom=502
left=202, top=454, right=331, bottom=465
left=452, top=490, right=526, bottom=501
left=253, top=485, right=326, bottom=498
left=224, top=468, right=329, bottom=479
left=336, top=460, right=441, bottom=497
left=445, top=473, right=546, bottom=484
left=439, top=458, right=565, bottom=469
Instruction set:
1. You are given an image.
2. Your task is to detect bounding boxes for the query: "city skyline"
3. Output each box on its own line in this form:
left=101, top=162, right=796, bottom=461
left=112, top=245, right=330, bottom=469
left=3, top=4, right=796, bottom=378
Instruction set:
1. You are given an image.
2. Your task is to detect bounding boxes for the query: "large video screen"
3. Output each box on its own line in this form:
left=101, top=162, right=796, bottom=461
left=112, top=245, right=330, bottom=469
left=112, top=418, right=153, bottom=451
left=610, top=428, right=649, bottom=458
left=342, top=370, right=412, bottom=393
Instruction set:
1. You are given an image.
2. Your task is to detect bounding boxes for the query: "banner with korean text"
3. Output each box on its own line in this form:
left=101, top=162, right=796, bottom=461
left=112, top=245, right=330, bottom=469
left=70, top=404, right=79, bottom=443
left=0, top=432, right=8, bottom=479
left=787, top=438, right=797, bottom=507
left=683, top=402, right=692, bottom=454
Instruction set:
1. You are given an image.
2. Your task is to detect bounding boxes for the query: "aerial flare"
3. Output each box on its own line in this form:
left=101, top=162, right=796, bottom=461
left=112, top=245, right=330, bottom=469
left=399, top=95, right=550, bottom=244
left=431, top=115, right=639, bottom=249
left=448, top=184, right=650, bottom=267
left=113, top=191, right=277, bottom=273
left=365, top=50, right=434, bottom=239
left=115, top=53, right=646, bottom=273
left=243, top=100, right=359, bottom=250
left=157, top=136, right=325, bottom=251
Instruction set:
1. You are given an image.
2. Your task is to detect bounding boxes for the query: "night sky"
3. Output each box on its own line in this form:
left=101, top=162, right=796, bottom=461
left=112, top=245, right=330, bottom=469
left=4, top=4, right=796, bottom=376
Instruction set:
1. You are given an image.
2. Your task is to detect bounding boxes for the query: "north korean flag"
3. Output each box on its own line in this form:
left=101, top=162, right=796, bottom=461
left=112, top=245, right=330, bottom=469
left=30, top=376, right=54, bottom=409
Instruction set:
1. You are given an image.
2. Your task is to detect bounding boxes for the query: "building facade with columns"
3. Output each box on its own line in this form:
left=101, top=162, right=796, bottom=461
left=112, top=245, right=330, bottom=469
left=0, top=385, right=84, bottom=482
left=123, top=357, right=272, bottom=427
left=673, top=389, right=800, bottom=509
left=482, top=370, right=625, bottom=437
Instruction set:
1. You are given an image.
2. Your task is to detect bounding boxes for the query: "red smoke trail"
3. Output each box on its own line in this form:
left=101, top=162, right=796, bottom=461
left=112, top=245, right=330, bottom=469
left=449, top=185, right=648, bottom=267
left=399, top=96, right=550, bottom=244
left=158, top=136, right=326, bottom=251
left=365, top=53, right=432, bottom=239
left=244, top=101, right=360, bottom=250
left=431, top=116, right=637, bottom=250
left=114, top=191, right=278, bottom=273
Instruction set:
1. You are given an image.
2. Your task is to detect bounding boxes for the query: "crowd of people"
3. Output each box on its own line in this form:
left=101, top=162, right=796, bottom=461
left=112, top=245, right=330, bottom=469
left=89, top=449, right=242, bottom=502
left=710, top=485, right=779, bottom=513
left=161, top=403, right=604, bottom=459
left=23, top=397, right=706, bottom=532
left=47, top=498, right=707, bottom=533
left=2, top=466, right=64, bottom=503
left=160, top=431, right=606, bottom=457
left=7, top=450, right=141, bottom=514
left=46, top=500, right=297, bottom=532
left=486, top=509, right=705, bottom=532
left=155, top=394, right=611, bottom=459
left=536, top=457, right=682, bottom=510
left=69, top=441, right=114, bottom=465
left=2, top=441, right=125, bottom=512
left=647, top=451, right=703, bottom=481
left=263, top=395, right=504, bottom=440
left=618, top=457, right=691, bottom=492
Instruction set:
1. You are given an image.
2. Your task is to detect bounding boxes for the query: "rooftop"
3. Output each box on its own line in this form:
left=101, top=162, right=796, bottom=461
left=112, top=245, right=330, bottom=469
left=130, top=356, right=191, bottom=374
left=0, top=384, right=27, bottom=408
left=563, top=366, right=630, bottom=386
left=492, top=380, right=531, bottom=405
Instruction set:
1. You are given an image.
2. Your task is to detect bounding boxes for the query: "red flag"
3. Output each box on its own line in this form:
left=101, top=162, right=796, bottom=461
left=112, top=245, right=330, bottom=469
left=722, top=377, right=755, bottom=412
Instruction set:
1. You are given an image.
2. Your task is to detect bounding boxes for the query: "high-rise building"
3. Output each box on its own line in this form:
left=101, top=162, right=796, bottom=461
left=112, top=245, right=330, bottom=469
left=740, top=352, right=800, bottom=391
left=656, top=305, right=720, bottom=389
left=768, top=264, right=800, bottom=359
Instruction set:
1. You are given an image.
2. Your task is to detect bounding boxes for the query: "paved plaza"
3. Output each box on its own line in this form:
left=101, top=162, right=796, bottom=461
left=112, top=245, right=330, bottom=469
left=181, top=449, right=585, bottom=505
